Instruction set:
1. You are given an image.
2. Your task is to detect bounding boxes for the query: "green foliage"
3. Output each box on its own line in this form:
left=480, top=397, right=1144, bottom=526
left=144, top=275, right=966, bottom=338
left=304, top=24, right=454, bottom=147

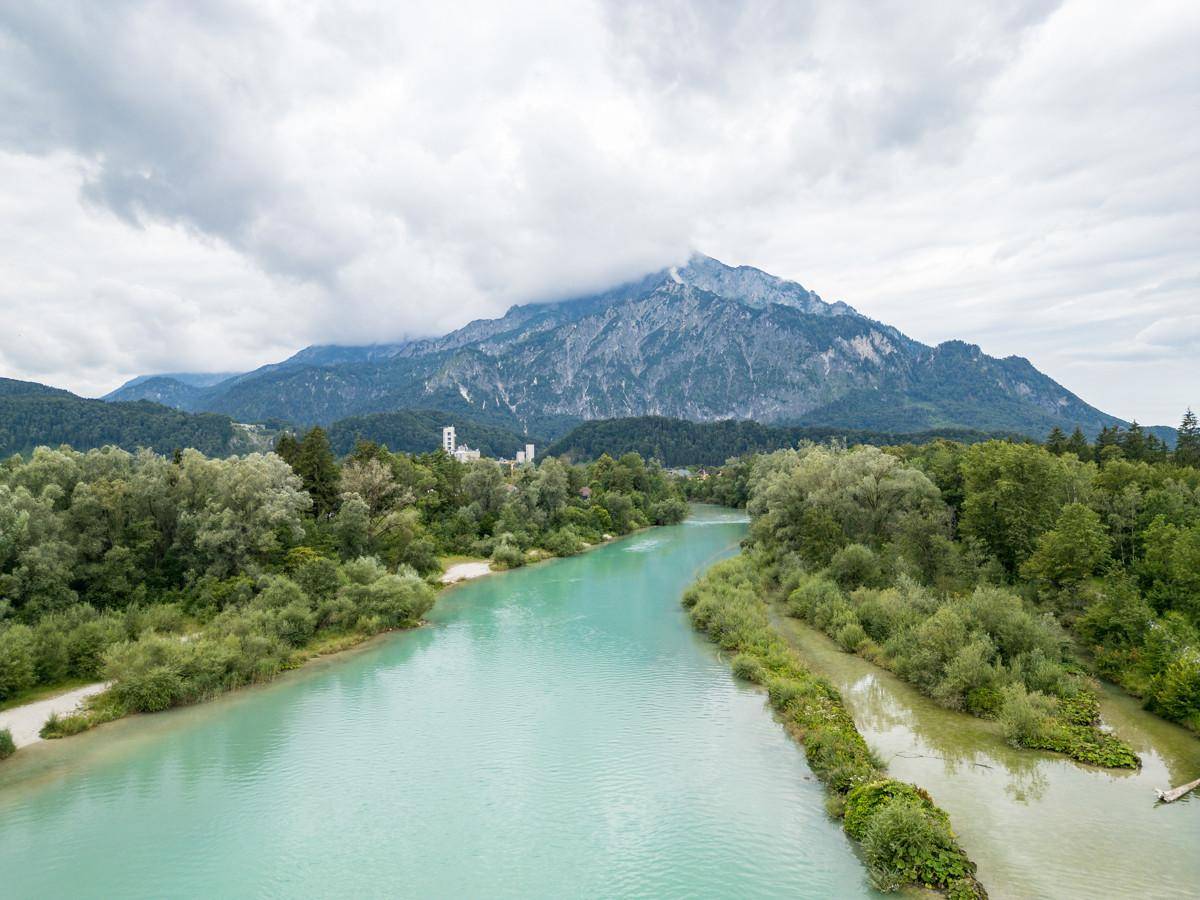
left=291, top=428, right=340, bottom=518
left=828, top=543, right=884, bottom=591
left=0, top=623, right=36, bottom=700
left=1021, top=503, right=1110, bottom=589
left=959, top=441, right=1085, bottom=574
left=730, top=653, right=766, bottom=683
left=0, top=379, right=236, bottom=458
left=547, top=415, right=1011, bottom=468
left=684, top=556, right=982, bottom=897
left=490, top=538, right=525, bottom=570
left=729, top=435, right=1200, bottom=735
left=0, top=727, right=14, bottom=760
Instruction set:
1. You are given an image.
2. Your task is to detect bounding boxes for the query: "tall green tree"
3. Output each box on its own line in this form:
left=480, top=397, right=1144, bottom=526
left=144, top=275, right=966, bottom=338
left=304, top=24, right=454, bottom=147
left=1065, top=427, right=1091, bottom=460
left=1045, top=427, right=1067, bottom=455
left=293, top=428, right=341, bottom=519
left=1021, top=502, right=1111, bottom=589
left=958, top=441, right=1081, bottom=574
left=1177, top=408, right=1200, bottom=468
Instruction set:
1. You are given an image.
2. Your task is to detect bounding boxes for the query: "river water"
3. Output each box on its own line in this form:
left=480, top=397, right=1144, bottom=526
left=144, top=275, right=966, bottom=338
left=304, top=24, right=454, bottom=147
left=775, top=615, right=1200, bottom=899
left=0, top=507, right=878, bottom=899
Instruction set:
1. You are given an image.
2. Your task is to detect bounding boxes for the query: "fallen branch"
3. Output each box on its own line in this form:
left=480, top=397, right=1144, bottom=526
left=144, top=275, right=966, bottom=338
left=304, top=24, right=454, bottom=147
left=893, top=751, right=993, bottom=769
left=1155, top=776, right=1200, bottom=804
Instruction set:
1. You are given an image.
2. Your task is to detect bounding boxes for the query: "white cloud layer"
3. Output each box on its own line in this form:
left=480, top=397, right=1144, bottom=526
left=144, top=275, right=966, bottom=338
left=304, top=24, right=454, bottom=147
left=0, top=0, right=1196, bottom=423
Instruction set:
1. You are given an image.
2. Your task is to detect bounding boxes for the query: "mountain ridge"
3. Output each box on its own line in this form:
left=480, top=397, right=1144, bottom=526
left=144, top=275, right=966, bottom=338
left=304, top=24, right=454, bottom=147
left=102, top=255, right=1159, bottom=440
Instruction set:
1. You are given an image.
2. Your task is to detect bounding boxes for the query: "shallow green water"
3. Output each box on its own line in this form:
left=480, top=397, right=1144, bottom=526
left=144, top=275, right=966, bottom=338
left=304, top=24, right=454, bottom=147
left=776, top=614, right=1200, bottom=900
left=0, top=508, right=877, bottom=899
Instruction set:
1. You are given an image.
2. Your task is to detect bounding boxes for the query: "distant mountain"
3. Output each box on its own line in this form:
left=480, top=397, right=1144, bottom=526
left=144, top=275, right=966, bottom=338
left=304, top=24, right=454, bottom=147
left=106, top=254, right=1158, bottom=440
left=547, top=416, right=1022, bottom=467
left=0, top=377, right=257, bottom=457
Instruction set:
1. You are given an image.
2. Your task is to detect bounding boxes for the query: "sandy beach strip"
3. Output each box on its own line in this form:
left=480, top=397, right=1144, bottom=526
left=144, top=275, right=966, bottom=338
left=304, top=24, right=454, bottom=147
left=438, top=561, right=493, bottom=584
left=0, top=682, right=110, bottom=749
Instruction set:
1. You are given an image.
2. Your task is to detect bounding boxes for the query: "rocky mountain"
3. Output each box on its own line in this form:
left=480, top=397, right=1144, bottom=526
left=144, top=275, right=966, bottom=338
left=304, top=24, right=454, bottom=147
left=104, top=255, right=1138, bottom=440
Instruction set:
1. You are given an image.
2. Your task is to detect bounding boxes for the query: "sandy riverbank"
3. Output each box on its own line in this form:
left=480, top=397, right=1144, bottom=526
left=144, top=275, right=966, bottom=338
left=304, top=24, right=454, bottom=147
left=439, top=560, right=493, bottom=584
left=0, top=683, right=110, bottom=749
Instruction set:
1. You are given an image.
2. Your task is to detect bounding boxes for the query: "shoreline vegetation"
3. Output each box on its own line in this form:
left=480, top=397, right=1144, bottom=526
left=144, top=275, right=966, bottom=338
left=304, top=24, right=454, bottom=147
left=687, top=428, right=1200, bottom=746
left=0, top=433, right=687, bottom=760
left=2, top=517, right=660, bottom=756
left=684, top=555, right=986, bottom=897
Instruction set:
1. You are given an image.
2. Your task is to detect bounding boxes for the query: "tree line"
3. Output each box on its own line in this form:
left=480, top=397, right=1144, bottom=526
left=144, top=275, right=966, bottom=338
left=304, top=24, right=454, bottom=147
left=690, top=420, right=1200, bottom=741
left=546, top=415, right=1017, bottom=467
left=0, top=432, right=685, bottom=743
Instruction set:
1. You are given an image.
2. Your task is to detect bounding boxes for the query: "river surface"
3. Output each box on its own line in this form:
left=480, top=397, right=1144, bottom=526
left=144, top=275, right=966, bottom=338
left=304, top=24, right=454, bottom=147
left=0, top=507, right=879, bottom=899
left=775, top=613, right=1200, bottom=900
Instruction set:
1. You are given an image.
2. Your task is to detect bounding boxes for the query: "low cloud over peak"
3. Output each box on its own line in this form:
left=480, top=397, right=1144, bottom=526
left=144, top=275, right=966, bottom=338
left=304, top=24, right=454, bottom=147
left=0, top=0, right=1195, bottom=423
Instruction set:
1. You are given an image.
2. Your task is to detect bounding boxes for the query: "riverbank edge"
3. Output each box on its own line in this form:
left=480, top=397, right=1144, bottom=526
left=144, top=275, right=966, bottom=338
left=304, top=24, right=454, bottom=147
left=683, top=553, right=987, bottom=898
left=782, top=577, right=1140, bottom=770
left=2, top=520, right=666, bottom=762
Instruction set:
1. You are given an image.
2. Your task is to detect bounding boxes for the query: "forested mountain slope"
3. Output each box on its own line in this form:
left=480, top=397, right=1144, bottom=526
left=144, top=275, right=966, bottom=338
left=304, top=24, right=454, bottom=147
left=0, top=378, right=242, bottom=457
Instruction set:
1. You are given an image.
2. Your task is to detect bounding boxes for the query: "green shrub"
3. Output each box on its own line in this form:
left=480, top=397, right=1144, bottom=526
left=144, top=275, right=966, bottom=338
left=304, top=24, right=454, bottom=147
left=835, top=621, right=869, bottom=653
left=998, top=684, right=1056, bottom=747
left=113, top=667, right=184, bottom=713
left=730, top=653, right=766, bottom=683
left=829, top=543, right=884, bottom=591
left=0, top=624, right=37, bottom=701
left=786, top=574, right=842, bottom=620
left=845, top=780, right=980, bottom=895
left=490, top=540, right=525, bottom=570
left=0, top=727, right=14, bottom=760
left=1148, top=648, right=1200, bottom=723
left=649, top=498, right=688, bottom=525
left=861, top=799, right=963, bottom=892
left=540, top=527, right=583, bottom=558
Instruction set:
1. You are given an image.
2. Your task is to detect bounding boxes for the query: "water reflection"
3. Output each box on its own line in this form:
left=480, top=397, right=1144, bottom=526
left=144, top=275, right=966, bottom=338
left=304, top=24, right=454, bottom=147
left=776, top=613, right=1200, bottom=899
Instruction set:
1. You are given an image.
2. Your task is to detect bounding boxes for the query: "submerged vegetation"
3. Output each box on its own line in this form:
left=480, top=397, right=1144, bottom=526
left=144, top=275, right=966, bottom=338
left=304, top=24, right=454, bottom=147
left=0, top=434, right=684, bottom=747
left=684, top=557, right=984, bottom=897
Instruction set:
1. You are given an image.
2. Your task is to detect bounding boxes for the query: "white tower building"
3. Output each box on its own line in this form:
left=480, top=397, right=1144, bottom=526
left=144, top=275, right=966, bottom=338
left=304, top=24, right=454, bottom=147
left=442, top=426, right=456, bottom=454
left=525, top=443, right=535, bottom=463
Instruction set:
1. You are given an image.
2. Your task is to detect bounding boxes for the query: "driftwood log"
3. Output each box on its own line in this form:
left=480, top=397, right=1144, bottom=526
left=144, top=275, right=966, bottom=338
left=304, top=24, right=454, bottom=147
left=1155, top=776, right=1200, bottom=804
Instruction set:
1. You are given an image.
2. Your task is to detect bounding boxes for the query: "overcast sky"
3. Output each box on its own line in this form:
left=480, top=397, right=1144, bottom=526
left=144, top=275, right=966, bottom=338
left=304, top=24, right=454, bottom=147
left=0, top=1, right=1196, bottom=423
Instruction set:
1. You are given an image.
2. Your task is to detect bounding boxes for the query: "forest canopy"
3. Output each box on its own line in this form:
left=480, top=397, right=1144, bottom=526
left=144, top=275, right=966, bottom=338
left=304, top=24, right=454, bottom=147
left=0, top=435, right=685, bottom=736
left=692, top=413, right=1200, bottom=740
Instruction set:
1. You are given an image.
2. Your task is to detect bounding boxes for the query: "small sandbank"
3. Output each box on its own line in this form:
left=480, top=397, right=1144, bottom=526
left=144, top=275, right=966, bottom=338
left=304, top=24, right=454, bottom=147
left=0, top=683, right=110, bottom=749
left=439, top=560, right=493, bottom=584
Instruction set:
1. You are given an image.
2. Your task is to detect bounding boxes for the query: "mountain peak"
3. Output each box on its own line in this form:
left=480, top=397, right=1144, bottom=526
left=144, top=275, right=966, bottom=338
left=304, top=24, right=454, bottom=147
left=670, top=253, right=854, bottom=316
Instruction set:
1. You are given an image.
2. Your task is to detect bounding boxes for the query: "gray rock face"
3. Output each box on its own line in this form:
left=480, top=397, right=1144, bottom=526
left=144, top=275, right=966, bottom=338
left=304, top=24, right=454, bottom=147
left=106, top=255, right=1123, bottom=437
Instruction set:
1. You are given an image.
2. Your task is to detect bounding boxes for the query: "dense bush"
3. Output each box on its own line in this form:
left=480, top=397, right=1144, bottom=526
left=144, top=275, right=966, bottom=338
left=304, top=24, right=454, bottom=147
left=784, top=571, right=1138, bottom=767
left=724, top=440, right=1193, bottom=753
left=0, top=727, right=14, bottom=759
left=706, top=429, right=1200, bottom=733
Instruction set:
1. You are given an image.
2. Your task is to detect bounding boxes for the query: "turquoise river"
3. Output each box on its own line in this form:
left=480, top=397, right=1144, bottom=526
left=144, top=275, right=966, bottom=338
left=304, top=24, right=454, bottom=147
left=0, top=507, right=878, bottom=898
left=3, top=505, right=1197, bottom=898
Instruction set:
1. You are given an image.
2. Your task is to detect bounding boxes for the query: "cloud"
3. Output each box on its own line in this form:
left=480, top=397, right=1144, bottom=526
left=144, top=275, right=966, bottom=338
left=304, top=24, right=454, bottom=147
left=0, top=0, right=1195, bottom=424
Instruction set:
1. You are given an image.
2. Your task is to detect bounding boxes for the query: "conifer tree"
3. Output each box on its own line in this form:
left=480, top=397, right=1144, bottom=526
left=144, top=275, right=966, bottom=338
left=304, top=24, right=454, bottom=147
left=1045, top=426, right=1067, bottom=455
left=274, top=432, right=300, bottom=467
left=1065, top=427, right=1090, bottom=460
left=1177, top=408, right=1200, bottom=468
left=1121, top=422, right=1147, bottom=462
left=294, top=427, right=341, bottom=518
